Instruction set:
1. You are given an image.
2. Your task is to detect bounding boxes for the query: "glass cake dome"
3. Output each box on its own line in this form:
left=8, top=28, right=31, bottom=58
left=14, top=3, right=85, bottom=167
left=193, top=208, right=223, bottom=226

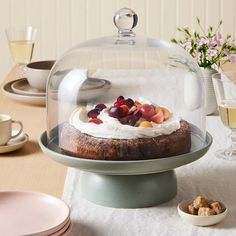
left=46, top=8, right=206, bottom=161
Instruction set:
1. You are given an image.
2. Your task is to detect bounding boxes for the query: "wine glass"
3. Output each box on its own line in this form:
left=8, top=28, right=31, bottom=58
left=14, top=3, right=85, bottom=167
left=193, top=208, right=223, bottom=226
left=5, top=26, right=37, bottom=79
left=212, top=71, right=236, bottom=160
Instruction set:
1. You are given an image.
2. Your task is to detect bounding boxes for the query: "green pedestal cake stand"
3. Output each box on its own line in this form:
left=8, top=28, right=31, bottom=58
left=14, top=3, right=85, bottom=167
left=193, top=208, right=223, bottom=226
left=39, top=130, right=212, bottom=208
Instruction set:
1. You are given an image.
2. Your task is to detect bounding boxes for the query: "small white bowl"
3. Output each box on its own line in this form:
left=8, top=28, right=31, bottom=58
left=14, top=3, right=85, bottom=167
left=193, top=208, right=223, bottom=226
left=26, top=60, right=55, bottom=91
left=177, top=200, right=228, bottom=226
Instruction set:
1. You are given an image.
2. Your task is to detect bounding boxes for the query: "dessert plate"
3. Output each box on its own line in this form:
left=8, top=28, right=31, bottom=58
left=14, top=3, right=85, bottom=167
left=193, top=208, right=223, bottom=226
left=59, top=222, right=72, bottom=236
left=0, top=191, right=70, bottom=236
left=49, top=220, right=71, bottom=236
left=2, top=80, right=46, bottom=106
left=0, top=131, right=29, bottom=154
left=11, top=78, right=46, bottom=96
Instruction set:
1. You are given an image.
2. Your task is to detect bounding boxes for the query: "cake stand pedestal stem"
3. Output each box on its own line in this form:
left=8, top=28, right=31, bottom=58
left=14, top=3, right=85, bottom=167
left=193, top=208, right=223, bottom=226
left=79, top=170, right=177, bottom=208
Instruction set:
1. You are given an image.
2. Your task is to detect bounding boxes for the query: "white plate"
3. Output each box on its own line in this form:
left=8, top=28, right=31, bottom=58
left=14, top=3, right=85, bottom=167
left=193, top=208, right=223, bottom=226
left=11, top=78, right=46, bottom=96
left=50, top=77, right=112, bottom=102
left=2, top=80, right=46, bottom=106
left=0, top=131, right=28, bottom=154
left=0, top=191, right=70, bottom=236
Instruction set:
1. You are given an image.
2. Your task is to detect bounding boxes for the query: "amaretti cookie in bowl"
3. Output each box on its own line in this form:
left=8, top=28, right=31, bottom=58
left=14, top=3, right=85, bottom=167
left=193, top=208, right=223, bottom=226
left=59, top=96, right=191, bottom=160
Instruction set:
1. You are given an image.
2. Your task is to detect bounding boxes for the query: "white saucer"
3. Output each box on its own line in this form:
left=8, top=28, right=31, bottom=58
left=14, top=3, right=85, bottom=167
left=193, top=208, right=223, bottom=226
left=2, top=80, right=46, bottom=106
left=0, top=131, right=29, bottom=154
left=11, top=78, right=46, bottom=96
left=0, top=191, right=70, bottom=236
left=51, top=78, right=112, bottom=101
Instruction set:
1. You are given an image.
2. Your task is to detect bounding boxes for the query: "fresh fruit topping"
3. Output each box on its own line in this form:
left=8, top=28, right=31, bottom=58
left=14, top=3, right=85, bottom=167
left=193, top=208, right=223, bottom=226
left=134, top=101, right=142, bottom=109
left=120, top=105, right=129, bottom=116
left=125, top=98, right=134, bottom=108
left=151, top=109, right=164, bottom=124
left=161, top=107, right=171, bottom=120
left=95, top=103, right=107, bottom=111
left=139, top=121, right=153, bottom=128
left=89, top=118, right=103, bottom=124
left=117, top=95, right=125, bottom=101
left=133, top=109, right=142, bottom=119
left=87, top=108, right=100, bottom=118
left=87, top=96, right=171, bottom=127
left=108, top=106, right=124, bottom=118
left=114, top=99, right=126, bottom=106
left=140, top=104, right=156, bottom=118
left=119, top=115, right=139, bottom=126
left=128, top=106, right=136, bottom=114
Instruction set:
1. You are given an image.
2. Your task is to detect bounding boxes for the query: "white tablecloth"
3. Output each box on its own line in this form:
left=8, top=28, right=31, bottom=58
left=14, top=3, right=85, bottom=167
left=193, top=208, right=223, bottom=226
left=62, top=116, right=236, bottom=236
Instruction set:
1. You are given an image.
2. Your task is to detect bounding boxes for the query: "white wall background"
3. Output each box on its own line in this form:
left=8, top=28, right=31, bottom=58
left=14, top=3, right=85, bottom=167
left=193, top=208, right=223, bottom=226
left=0, top=0, right=236, bottom=80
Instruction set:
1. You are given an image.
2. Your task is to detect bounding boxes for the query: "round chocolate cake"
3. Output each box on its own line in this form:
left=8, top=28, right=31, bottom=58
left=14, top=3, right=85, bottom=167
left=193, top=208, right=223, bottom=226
left=59, top=96, right=191, bottom=160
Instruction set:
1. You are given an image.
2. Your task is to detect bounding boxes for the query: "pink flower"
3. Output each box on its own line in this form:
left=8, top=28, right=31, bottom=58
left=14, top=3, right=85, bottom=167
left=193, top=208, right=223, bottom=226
left=207, top=49, right=218, bottom=59
left=224, top=48, right=230, bottom=56
left=173, top=19, right=236, bottom=67
left=215, top=32, right=222, bottom=41
left=214, top=32, right=222, bottom=46
left=192, top=50, right=201, bottom=63
left=183, top=41, right=192, bottom=52
left=229, top=54, right=236, bottom=63
left=196, top=38, right=209, bottom=48
left=208, top=39, right=217, bottom=47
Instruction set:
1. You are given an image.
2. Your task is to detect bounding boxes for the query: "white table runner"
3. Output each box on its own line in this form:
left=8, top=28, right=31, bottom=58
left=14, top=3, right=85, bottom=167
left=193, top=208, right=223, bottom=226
left=62, top=116, right=236, bottom=236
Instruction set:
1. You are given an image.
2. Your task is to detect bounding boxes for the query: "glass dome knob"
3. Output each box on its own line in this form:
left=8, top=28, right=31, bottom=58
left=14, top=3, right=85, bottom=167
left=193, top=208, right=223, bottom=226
left=113, top=8, right=138, bottom=37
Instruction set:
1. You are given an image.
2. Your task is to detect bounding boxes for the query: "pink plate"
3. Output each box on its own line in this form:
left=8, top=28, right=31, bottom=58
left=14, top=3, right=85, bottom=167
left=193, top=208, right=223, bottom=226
left=0, top=191, right=70, bottom=236
left=49, top=219, right=71, bottom=236
left=59, top=222, right=72, bottom=236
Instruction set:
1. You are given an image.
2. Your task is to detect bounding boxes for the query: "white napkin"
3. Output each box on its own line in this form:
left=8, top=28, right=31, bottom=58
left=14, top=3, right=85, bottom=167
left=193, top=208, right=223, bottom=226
left=63, top=116, right=236, bottom=236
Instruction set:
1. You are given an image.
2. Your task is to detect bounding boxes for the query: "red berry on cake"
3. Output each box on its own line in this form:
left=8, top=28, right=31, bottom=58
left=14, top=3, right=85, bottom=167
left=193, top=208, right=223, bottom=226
left=95, top=104, right=107, bottom=111
left=108, top=106, right=124, bottom=118
left=87, top=108, right=100, bottom=118
left=120, top=115, right=139, bottom=126
left=117, top=95, right=125, bottom=101
left=89, top=118, right=103, bottom=124
left=114, top=99, right=126, bottom=106
left=125, top=98, right=134, bottom=108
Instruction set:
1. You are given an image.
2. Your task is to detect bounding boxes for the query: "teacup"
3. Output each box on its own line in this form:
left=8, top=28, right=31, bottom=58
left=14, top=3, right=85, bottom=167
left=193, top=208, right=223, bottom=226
left=0, top=114, right=23, bottom=146
left=26, top=60, right=55, bottom=91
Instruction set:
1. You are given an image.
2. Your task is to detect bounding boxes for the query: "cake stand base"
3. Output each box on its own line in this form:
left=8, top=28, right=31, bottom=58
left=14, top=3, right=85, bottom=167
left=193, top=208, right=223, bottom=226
left=80, top=170, right=177, bottom=208
left=39, top=129, right=212, bottom=209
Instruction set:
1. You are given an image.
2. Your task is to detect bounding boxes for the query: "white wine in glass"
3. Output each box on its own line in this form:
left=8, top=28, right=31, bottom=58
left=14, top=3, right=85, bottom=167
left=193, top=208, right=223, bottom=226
left=219, top=100, right=236, bottom=129
left=6, top=26, right=37, bottom=79
left=8, top=40, right=34, bottom=64
left=213, top=72, right=236, bottom=160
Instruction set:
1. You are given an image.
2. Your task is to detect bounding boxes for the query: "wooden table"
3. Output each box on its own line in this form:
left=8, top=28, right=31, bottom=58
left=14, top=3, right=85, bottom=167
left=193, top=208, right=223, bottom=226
left=0, top=67, right=67, bottom=197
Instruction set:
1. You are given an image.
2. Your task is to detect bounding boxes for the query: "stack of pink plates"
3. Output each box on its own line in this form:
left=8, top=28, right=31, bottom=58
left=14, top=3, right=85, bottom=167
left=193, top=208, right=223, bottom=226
left=0, top=191, right=71, bottom=235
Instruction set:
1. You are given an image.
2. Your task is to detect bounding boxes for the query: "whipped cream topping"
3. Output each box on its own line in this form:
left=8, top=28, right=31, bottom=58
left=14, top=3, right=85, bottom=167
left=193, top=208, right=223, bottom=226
left=69, top=107, right=181, bottom=139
